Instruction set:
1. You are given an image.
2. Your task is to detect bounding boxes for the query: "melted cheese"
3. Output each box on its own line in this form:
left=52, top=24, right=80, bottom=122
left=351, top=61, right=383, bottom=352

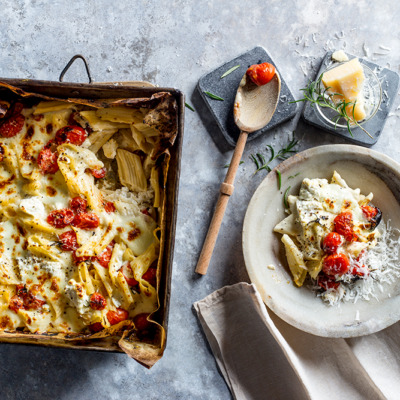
left=0, top=103, right=161, bottom=334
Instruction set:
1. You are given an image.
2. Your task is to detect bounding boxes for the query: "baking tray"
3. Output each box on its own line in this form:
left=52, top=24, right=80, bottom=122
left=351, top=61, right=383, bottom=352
left=0, top=76, right=184, bottom=364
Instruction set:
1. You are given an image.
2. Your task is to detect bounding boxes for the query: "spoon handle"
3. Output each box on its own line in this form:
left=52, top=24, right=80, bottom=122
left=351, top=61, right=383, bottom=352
left=195, top=130, right=249, bottom=275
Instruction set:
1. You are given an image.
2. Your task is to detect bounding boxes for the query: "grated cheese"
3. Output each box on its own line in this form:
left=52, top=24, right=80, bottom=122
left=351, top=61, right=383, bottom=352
left=317, top=220, right=400, bottom=306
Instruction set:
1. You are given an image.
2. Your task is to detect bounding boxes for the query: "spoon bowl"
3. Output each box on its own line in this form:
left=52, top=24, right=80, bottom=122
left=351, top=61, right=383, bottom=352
left=234, top=72, right=281, bottom=133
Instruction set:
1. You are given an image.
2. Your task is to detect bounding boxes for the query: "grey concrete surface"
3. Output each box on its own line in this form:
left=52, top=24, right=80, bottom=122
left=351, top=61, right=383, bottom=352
left=0, top=1, right=399, bottom=399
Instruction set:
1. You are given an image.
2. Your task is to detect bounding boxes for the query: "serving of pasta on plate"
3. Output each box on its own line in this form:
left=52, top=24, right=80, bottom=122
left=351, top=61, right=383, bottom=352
left=274, top=171, right=400, bottom=306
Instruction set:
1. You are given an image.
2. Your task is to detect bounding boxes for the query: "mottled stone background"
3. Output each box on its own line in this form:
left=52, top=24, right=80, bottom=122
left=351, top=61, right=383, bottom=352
left=0, top=1, right=399, bottom=399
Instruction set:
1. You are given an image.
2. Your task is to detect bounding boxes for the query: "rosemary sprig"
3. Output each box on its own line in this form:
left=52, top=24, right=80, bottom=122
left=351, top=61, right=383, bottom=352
left=288, top=172, right=300, bottom=180
left=283, top=186, right=291, bottom=209
left=204, top=91, right=224, bottom=101
left=220, top=65, right=240, bottom=79
left=224, top=160, right=244, bottom=168
left=290, top=74, right=372, bottom=139
left=185, top=102, right=195, bottom=112
left=276, top=170, right=282, bottom=190
left=250, top=135, right=299, bottom=174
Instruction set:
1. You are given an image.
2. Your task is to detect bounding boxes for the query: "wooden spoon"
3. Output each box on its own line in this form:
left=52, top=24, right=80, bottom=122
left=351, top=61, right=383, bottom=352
left=195, top=71, right=281, bottom=275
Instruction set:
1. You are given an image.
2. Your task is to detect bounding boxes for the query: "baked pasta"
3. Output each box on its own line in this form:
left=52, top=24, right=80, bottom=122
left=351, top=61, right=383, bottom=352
left=0, top=82, right=177, bottom=365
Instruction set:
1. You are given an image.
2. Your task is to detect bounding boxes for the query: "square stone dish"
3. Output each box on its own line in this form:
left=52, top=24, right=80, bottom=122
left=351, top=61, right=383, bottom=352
left=197, top=46, right=298, bottom=147
left=302, top=51, right=400, bottom=146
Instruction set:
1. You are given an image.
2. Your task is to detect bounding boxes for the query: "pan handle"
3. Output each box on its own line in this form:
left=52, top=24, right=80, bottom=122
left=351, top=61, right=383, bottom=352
left=59, top=54, right=92, bottom=83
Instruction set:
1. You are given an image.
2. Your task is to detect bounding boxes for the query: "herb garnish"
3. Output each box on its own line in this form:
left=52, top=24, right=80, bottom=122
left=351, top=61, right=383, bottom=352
left=204, top=91, right=224, bottom=101
left=185, top=102, right=195, bottom=112
left=250, top=135, right=299, bottom=174
left=220, top=65, right=240, bottom=79
left=224, top=160, right=244, bottom=168
left=290, top=74, right=372, bottom=139
left=283, top=186, right=291, bottom=209
left=288, top=172, right=300, bottom=179
left=276, top=170, right=282, bottom=190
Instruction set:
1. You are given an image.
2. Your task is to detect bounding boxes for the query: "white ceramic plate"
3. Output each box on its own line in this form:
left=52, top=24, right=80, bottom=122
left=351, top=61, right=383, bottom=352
left=243, top=144, right=400, bottom=338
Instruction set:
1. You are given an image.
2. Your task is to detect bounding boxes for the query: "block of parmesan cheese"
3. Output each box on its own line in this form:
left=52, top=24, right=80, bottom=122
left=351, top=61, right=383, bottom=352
left=321, top=58, right=366, bottom=122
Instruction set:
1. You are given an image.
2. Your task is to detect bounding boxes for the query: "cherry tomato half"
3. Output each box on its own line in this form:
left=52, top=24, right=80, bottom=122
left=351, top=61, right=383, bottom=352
left=322, top=232, right=342, bottom=254
left=69, top=196, right=88, bottom=214
left=54, top=125, right=88, bottom=146
left=0, top=114, right=25, bottom=138
left=107, top=308, right=129, bottom=325
left=121, top=262, right=139, bottom=286
left=72, top=212, right=100, bottom=230
left=72, top=251, right=92, bottom=265
left=11, top=285, right=46, bottom=311
left=133, top=313, right=151, bottom=331
left=88, top=322, right=104, bottom=333
left=334, top=212, right=357, bottom=242
left=89, top=292, right=107, bottom=310
left=12, top=102, right=24, bottom=115
left=351, top=265, right=370, bottom=277
left=142, top=267, right=157, bottom=287
left=322, top=253, right=350, bottom=276
left=59, top=230, right=79, bottom=251
left=246, top=62, right=276, bottom=86
left=9, top=295, right=24, bottom=313
left=97, top=241, right=115, bottom=269
left=317, top=274, right=340, bottom=291
left=361, top=204, right=382, bottom=230
left=89, top=167, right=106, bottom=179
left=103, top=201, right=115, bottom=213
left=47, top=208, right=75, bottom=229
left=37, top=147, right=59, bottom=174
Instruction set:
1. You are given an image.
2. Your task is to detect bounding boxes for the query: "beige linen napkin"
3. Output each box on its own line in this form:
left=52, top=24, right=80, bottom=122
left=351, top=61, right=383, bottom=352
left=194, top=283, right=400, bottom=400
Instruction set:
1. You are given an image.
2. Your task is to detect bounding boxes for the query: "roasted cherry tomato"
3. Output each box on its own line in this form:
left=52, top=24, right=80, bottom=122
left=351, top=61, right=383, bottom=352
left=72, top=212, right=100, bottom=230
left=103, top=201, right=115, bottom=213
left=107, top=308, right=129, bottom=325
left=88, top=322, right=104, bottom=333
left=69, top=196, right=87, bottom=214
left=12, top=285, right=46, bottom=311
left=351, top=265, right=370, bottom=277
left=47, top=208, right=75, bottom=229
left=322, top=253, right=350, bottom=276
left=54, top=125, right=87, bottom=146
left=59, top=230, right=79, bottom=251
left=12, top=102, right=24, bottom=115
left=334, top=212, right=358, bottom=242
left=97, top=241, right=115, bottom=268
left=89, top=292, right=107, bottom=310
left=246, top=62, right=276, bottom=86
left=322, top=232, right=342, bottom=254
left=37, top=147, right=59, bottom=174
left=142, top=267, right=157, bottom=287
left=361, top=204, right=382, bottom=230
left=23, top=293, right=46, bottom=310
left=133, top=313, right=151, bottom=331
left=121, top=262, right=139, bottom=286
left=89, top=167, right=106, bottom=179
left=9, top=295, right=24, bottom=313
left=0, top=114, right=25, bottom=138
left=72, top=251, right=92, bottom=265
left=317, top=273, right=340, bottom=291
